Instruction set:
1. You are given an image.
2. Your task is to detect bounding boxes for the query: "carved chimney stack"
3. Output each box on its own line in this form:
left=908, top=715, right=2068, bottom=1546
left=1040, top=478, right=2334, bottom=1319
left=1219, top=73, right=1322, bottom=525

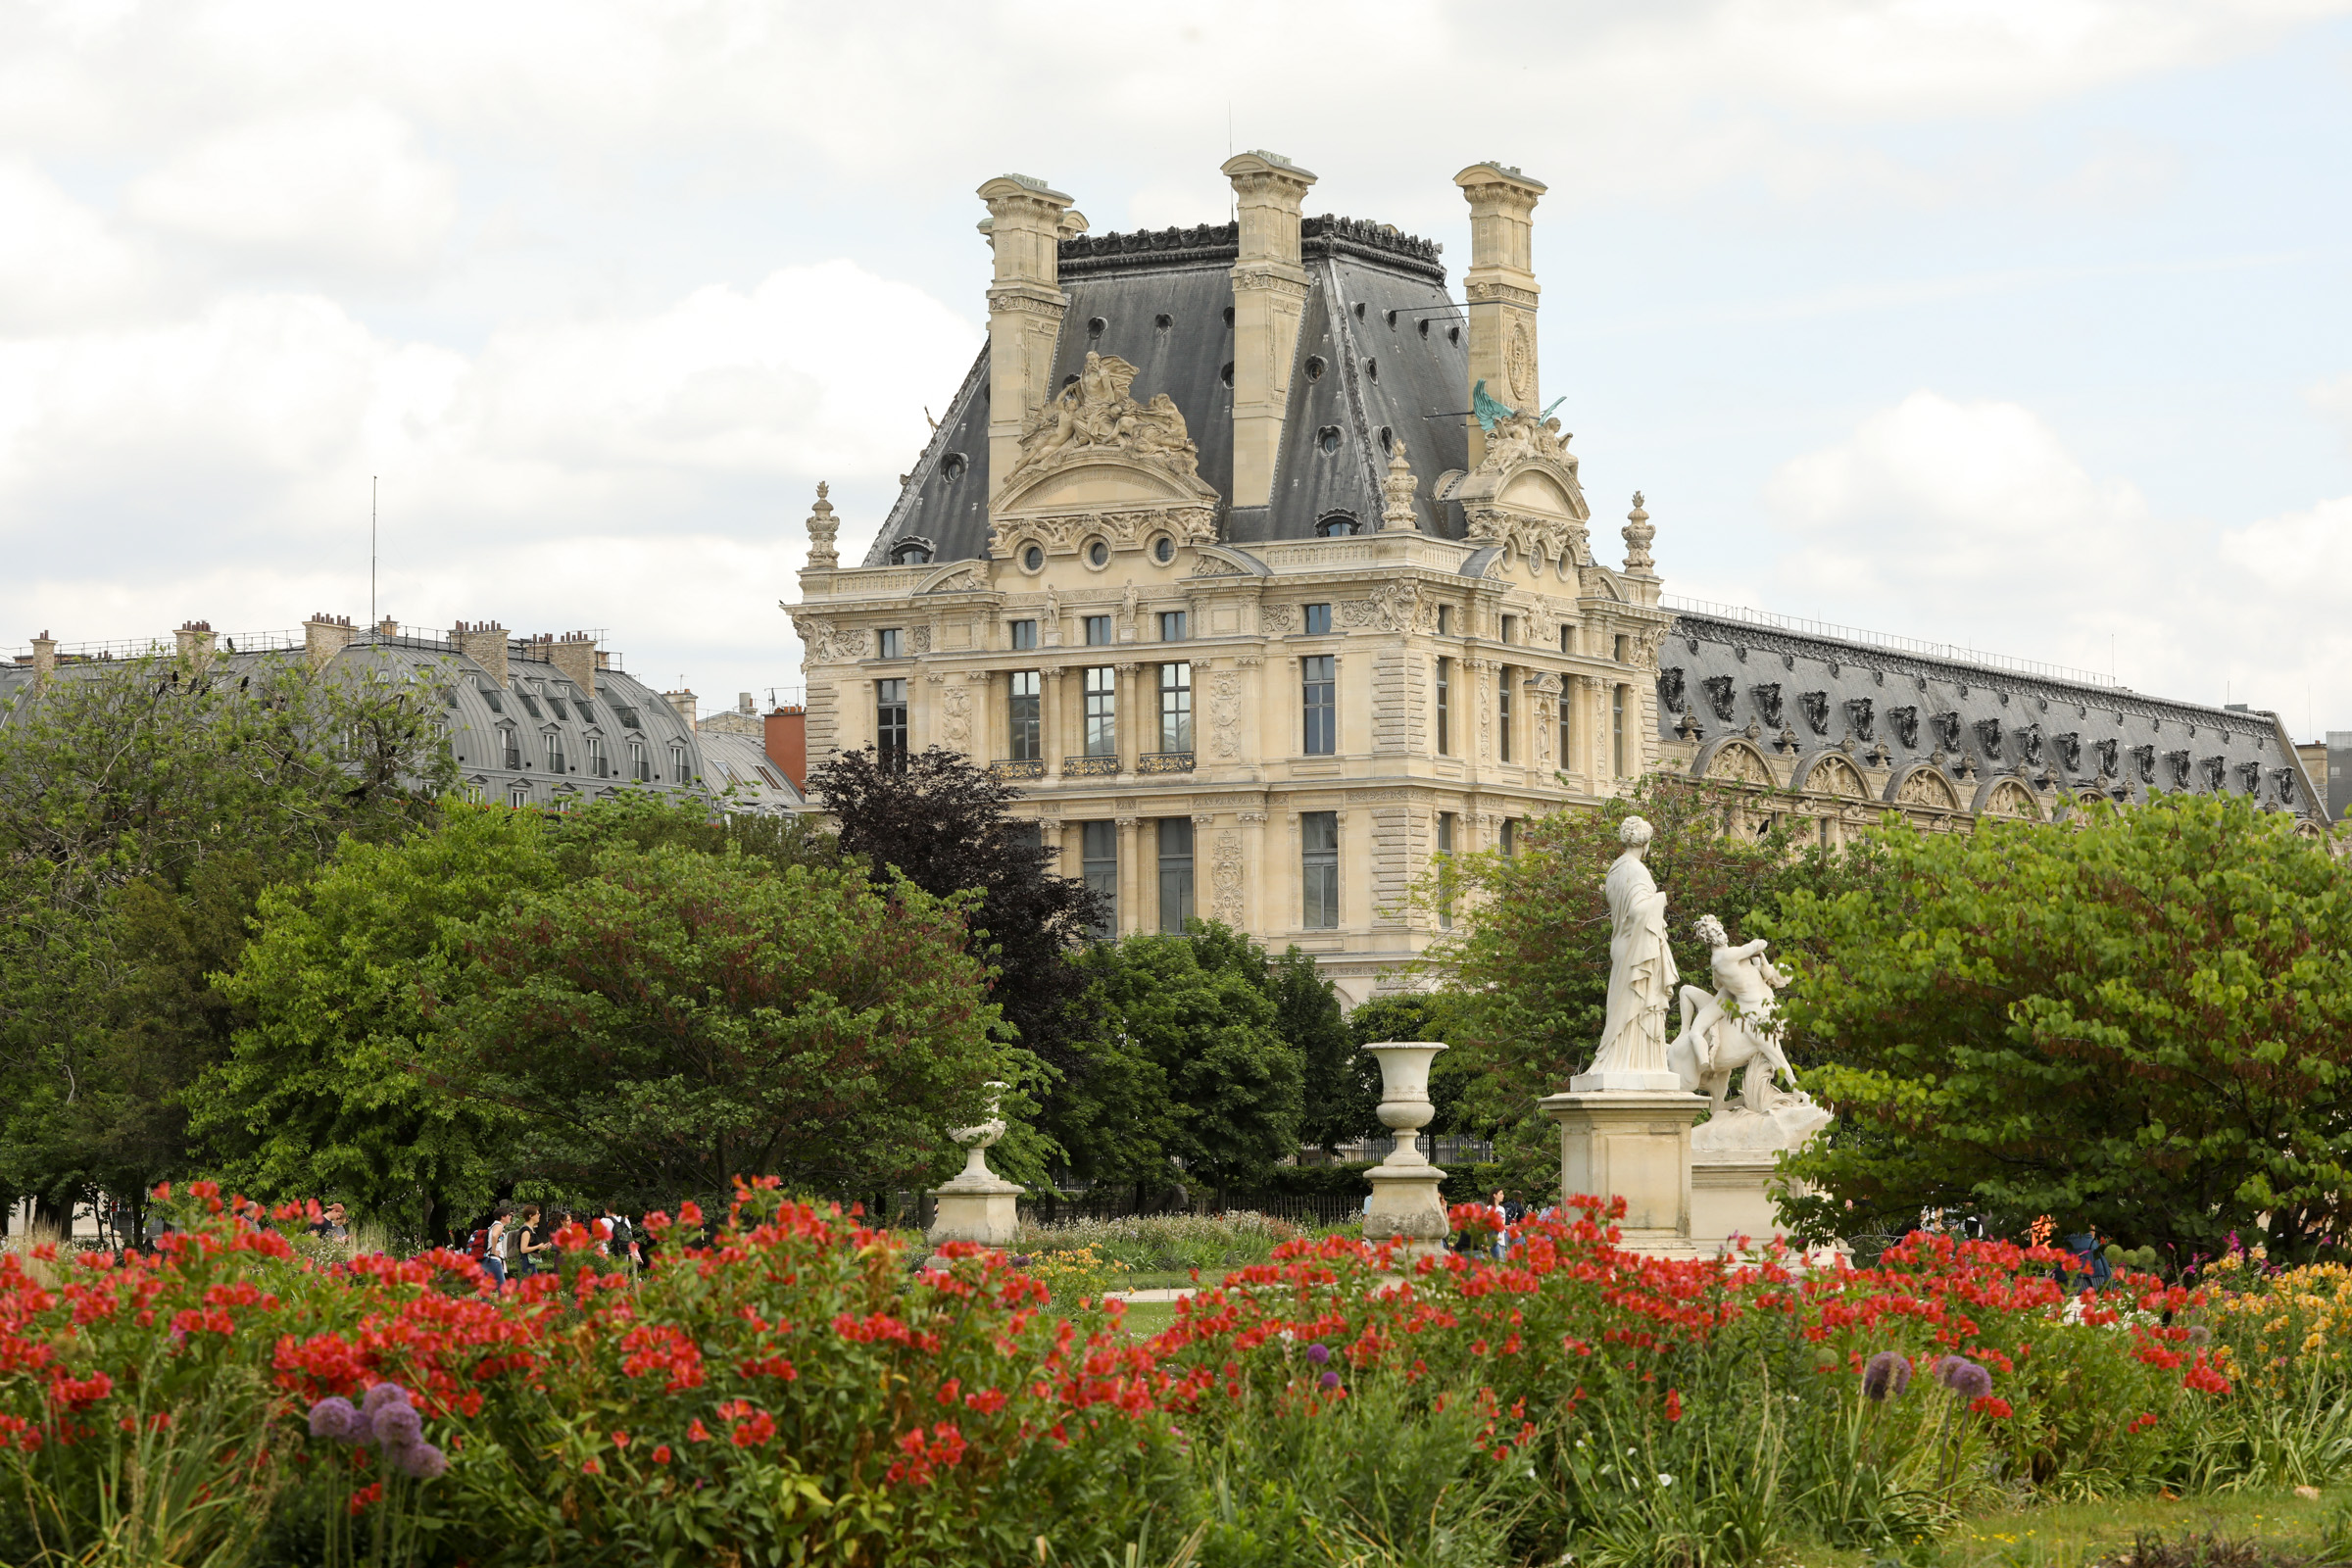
left=1222, top=150, right=1318, bottom=511
left=1454, top=163, right=1546, bottom=469
left=453, top=619, right=510, bottom=687
left=976, top=174, right=1077, bottom=516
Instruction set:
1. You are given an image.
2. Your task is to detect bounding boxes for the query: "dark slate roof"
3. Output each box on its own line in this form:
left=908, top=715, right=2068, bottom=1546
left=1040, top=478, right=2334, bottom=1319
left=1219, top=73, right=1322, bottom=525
left=1659, top=610, right=2319, bottom=817
left=867, top=217, right=1467, bottom=564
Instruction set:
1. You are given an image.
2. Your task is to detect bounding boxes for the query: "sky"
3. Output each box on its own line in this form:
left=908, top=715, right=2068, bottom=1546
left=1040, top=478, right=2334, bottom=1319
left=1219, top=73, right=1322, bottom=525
left=3, top=0, right=2350, bottom=732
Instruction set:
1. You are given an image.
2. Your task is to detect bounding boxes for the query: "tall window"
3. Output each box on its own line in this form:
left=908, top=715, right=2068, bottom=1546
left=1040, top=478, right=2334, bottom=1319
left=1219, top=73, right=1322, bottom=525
left=1302, top=656, right=1336, bottom=755
left=1157, top=817, right=1194, bottom=932
left=1559, top=625, right=1573, bottom=655
left=1497, top=666, right=1514, bottom=762
left=1301, top=811, right=1339, bottom=929
left=1303, top=603, right=1332, bottom=636
left=1083, top=667, right=1116, bottom=757
left=1081, top=821, right=1117, bottom=938
left=670, top=741, right=690, bottom=780
left=630, top=738, right=648, bottom=781
left=1159, top=611, right=1188, bottom=642
left=1085, top=615, right=1112, bottom=646
left=1501, top=818, right=1517, bottom=858
left=1009, top=619, right=1037, bottom=651
left=1500, top=614, right=1518, bottom=645
left=500, top=726, right=521, bottom=770
left=877, top=628, right=903, bottom=659
left=1558, top=689, right=1573, bottom=769
left=586, top=736, right=607, bottom=777
left=1436, top=812, right=1456, bottom=929
left=1157, top=663, right=1192, bottom=753
left=1613, top=633, right=1629, bottom=662
left=1436, top=658, right=1451, bottom=755
left=877, top=678, right=908, bottom=769
left=545, top=732, right=566, bottom=773
left=1009, top=670, right=1041, bottom=760
left=1612, top=685, right=1628, bottom=777
left=1437, top=604, right=1452, bottom=636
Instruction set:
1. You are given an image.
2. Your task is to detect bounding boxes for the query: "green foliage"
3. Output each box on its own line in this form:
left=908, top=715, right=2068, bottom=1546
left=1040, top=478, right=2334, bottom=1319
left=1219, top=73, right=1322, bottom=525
left=436, top=847, right=1017, bottom=1205
left=1766, top=794, right=2352, bottom=1258
left=189, top=805, right=556, bottom=1241
left=1270, top=945, right=1358, bottom=1157
left=1428, top=777, right=1850, bottom=1200
left=0, top=651, right=453, bottom=1224
left=1065, top=923, right=1304, bottom=1195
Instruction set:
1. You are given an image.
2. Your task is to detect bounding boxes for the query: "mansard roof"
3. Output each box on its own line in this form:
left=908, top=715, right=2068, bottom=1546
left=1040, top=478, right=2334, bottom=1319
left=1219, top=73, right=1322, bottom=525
left=1659, top=608, right=2322, bottom=822
left=866, top=217, right=1471, bottom=565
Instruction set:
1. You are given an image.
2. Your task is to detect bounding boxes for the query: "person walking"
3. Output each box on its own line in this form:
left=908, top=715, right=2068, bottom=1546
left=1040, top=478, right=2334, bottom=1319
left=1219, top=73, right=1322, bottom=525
left=481, top=1204, right=512, bottom=1288
left=508, top=1205, right=545, bottom=1278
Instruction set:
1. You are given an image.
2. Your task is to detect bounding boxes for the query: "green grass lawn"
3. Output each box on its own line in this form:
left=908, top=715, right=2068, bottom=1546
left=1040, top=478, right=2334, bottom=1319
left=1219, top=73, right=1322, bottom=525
left=1112, top=1298, right=1183, bottom=1339
left=1790, top=1488, right=2344, bottom=1568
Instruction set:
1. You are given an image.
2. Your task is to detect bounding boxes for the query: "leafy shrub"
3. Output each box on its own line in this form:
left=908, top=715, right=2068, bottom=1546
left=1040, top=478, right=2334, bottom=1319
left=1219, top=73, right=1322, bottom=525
left=1013, top=1210, right=1302, bottom=1275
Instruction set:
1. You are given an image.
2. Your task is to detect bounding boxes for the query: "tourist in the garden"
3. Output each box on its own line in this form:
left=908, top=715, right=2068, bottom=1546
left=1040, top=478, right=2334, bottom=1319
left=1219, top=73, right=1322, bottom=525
left=509, top=1205, right=545, bottom=1276
left=1490, top=1189, right=1511, bottom=1259
left=310, top=1201, right=350, bottom=1244
left=481, top=1204, right=512, bottom=1287
left=600, top=1203, right=639, bottom=1271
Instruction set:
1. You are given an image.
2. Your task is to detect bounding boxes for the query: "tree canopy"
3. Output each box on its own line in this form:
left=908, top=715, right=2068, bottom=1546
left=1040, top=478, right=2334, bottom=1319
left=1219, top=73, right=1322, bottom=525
left=1769, top=794, right=2352, bottom=1262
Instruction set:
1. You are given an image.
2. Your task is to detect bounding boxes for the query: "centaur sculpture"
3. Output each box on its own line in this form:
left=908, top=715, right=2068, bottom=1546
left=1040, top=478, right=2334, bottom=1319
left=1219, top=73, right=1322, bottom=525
left=1665, top=914, right=1798, bottom=1119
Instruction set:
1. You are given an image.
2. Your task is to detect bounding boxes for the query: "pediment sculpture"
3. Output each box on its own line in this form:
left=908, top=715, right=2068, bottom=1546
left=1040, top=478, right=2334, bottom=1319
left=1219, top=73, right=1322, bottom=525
left=997, top=352, right=1208, bottom=499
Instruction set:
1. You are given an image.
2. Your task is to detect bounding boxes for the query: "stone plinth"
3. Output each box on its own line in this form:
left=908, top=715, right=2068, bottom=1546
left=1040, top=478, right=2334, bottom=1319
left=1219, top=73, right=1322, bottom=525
left=928, top=1176, right=1022, bottom=1250
left=1537, top=1089, right=1707, bottom=1250
left=1362, top=1041, right=1450, bottom=1258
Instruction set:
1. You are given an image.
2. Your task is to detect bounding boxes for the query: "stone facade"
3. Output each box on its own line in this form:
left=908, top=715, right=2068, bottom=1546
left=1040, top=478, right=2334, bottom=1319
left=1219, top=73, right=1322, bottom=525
left=785, top=153, right=2328, bottom=1003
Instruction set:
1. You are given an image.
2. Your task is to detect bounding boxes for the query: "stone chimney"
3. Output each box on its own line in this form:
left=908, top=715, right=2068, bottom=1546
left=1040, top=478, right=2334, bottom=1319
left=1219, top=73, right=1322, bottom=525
left=174, top=619, right=217, bottom=668
left=453, top=619, right=510, bottom=687
left=977, top=173, right=1076, bottom=509
left=1453, top=163, right=1547, bottom=468
left=737, top=691, right=755, bottom=714
left=664, top=689, right=698, bottom=726
left=765, top=703, right=808, bottom=792
left=30, top=630, right=55, bottom=690
left=1222, top=151, right=1318, bottom=510
left=304, top=613, right=355, bottom=672
left=550, top=632, right=599, bottom=697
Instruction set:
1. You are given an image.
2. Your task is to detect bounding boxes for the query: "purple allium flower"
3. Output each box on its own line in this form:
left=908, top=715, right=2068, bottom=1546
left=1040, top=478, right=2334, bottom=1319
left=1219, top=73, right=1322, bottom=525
left=2186, top=1325, right=2213, bottom=1345
left=1936, top=1355, right=1992, bottom=1402
left=307, top=1396, right=362, bottom=1443
left=1305, top=1344, right=1331, bottom=1365
left=361, top=1382, right=410, bottom=1416
left=371, top=1402, right=423, bottom=1449
left=1319, top=1371, right=1341, bottom=1391
left=1861, top=1351, right=1912, bottom=1402
left=394, top=1442, right=448, bottom=1480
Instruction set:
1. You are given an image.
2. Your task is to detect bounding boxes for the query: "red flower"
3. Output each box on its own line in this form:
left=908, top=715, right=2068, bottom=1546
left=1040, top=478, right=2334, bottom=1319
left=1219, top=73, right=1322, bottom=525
left=687, top=1419, right=712, bottom=1444
left=652, top=1445, right=673, bottom=1464
left=1664, top=1389, right=1683, bottom=1422
left=611, top=1431, right=629, bottom=1448
left=349, top=1482, right=382, bottom=1516
left=1970, top=1396, right=2014, bottom=1419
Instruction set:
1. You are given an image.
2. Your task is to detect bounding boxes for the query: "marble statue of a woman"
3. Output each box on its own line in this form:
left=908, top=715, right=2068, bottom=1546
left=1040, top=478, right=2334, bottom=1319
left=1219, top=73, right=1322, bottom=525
left=1575, top=815, right=1685, bottom=1092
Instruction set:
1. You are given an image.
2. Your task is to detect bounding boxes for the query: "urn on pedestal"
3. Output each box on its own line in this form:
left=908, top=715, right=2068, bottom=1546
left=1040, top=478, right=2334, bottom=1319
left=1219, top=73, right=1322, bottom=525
left=1361, top=1041, right=1450, bottom=1256
left=926, top=1082, right=1022, bottom=1256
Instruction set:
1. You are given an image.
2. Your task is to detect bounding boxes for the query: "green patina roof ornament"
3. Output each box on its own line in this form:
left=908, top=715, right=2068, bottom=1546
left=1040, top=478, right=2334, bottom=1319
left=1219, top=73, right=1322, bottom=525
left=1471, top=379, right=1570, bottom=434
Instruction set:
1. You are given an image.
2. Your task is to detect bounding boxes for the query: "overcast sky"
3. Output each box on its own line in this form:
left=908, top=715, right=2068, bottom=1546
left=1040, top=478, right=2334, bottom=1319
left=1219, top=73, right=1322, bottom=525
left=4, top=1, right=2350, bottom=731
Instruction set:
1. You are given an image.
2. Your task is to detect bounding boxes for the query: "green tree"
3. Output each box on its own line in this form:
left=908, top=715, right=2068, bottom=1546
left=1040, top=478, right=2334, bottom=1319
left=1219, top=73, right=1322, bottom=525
left=434, top=845, right=1017, bottom=1206
left=1428, top=777, right=1848, bottom=1199
left=1068, top=923, right=1305, bottom=1199
left=1767, top=794, right=2352, bottom=1261
left=0, top=651, right=451, bottom=1233
left=189, top=805, right=557, bottom=1241
left=1270, top=945, right=1360, bottom=1158
left=1346, top=993, right=1463, bottom=1142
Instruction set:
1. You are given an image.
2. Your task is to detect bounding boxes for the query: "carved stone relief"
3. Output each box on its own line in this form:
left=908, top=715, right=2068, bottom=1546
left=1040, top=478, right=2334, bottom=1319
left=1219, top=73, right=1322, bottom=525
left=999, top=351, right=1205, bottom=495
left=1887, top=706, right=1919, bottom=748
left=940, top=683, right=972, bottom=750
left=1798, top=691, right=1830, bottom=736
left=1211, top=830, right=1246, bottom=926
left=1210, top=670, right=1244, bottom=760
left=1751, top=684, right=1784, bottom=727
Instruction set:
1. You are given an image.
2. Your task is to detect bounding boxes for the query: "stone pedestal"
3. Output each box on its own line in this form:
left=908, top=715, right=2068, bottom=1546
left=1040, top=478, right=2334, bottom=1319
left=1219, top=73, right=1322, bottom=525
left=1361, top=1042, right=1450, bottom=1258
left=1690, top=1152, right=1787, bottom=1251
left=926, top=1082, right=1022, bottom=1260
left=1537, top=1089, right=1707, bottom=1252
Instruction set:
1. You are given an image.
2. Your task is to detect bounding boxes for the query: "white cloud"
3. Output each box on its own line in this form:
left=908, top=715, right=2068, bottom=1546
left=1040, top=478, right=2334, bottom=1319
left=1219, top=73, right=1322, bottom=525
left=1764, top=392, right=2352, bottom=725
left=0, top=160, right=147, bottom=329
left=124, top=102, right=457, bottom=275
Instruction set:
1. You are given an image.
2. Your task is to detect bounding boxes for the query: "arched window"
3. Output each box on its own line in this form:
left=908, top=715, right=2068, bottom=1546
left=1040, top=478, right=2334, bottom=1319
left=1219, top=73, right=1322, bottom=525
left=889, top=539, right=934, bottom=565
left=1315, top=514, right=1361, bottom=537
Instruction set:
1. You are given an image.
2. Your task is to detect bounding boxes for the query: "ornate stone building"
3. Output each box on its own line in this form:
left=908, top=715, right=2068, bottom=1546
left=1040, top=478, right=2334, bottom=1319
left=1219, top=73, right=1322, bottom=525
left=785, top=153, right=2326, bottom=1004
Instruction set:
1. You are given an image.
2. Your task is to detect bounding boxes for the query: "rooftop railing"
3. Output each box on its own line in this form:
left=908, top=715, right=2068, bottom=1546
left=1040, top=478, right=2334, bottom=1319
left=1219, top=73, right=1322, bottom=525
left=1662, top=596, right=2127, bottom=692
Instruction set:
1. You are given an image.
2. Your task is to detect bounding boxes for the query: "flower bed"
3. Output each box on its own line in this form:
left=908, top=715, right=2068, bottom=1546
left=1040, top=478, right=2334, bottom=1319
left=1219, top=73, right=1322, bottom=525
left=0, top=1184, right=2311, bottom=1568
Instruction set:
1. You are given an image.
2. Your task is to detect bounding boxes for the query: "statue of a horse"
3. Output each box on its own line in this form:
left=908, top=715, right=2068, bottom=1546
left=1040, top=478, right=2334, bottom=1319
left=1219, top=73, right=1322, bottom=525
left=1665, top=983, right=1798, bottom=1120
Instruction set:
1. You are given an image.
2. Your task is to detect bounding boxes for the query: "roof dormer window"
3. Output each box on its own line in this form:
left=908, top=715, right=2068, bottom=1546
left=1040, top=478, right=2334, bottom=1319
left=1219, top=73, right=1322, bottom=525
left=890, top=539, right=934, bottom=565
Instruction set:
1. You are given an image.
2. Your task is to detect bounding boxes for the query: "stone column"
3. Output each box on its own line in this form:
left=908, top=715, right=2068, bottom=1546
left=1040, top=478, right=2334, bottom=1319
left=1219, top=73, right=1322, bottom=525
left=1115, top=815, right=1139, bottom=936
left=1043, top=666, right=1065, bottom=781
left=1117, top=662, right=1142, bottom=775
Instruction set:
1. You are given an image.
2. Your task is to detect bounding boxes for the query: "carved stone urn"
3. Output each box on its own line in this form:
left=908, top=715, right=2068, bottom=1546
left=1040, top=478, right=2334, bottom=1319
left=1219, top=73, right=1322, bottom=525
left=927, top=1082, right=1022, bottom=1257
left=1360, top=1042, right=1449, bottom=1255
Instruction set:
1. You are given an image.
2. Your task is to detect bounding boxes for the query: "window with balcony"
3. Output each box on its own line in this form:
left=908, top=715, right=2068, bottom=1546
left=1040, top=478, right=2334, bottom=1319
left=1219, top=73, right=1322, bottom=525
left=1083, top=667, right=1116, bottom=757
left=500, top=726, right=521, bottom=770
left=1302, top=656, right=1335, bottom=755
left=630, top=738, right=649, bottom=781
left=545, top=732, right=566, bottom=774
left=876, top=679, right=907, bottom=769
left=1157, top=817, right=1194, bottom=932
left=585, top=735, right=606, bottom=777
left=1009, top=670, right=1042, bottom=761
left=1301, top=811, right=1339, bottom=929
left=1157, top=663, right=1192, bottom=754
left=670, top=741, right=690, bottom=780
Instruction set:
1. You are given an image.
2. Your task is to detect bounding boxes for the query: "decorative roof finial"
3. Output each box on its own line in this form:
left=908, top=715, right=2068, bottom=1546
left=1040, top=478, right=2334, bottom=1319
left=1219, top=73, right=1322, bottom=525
left=805, top=481, right=839, bottom=570
left=1381, top=443, right=1419, bottom=531
left=1622, top=491, right=1654, bottom=574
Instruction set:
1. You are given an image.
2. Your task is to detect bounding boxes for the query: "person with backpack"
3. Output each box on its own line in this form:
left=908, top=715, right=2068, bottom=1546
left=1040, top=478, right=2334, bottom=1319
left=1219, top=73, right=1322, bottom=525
left=480, top=1204, right=513, bottom=1287
left=507, top=1205, right=544, bottom=1278
left=600, top=1203, right=639, bottom=1273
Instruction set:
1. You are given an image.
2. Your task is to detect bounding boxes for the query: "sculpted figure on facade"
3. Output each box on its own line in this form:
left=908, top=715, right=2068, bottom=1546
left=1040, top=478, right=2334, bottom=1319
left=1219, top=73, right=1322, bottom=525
left=1586, top=816, right=1678, bottom=1081
left=999, top=351, right=1202, bottom=496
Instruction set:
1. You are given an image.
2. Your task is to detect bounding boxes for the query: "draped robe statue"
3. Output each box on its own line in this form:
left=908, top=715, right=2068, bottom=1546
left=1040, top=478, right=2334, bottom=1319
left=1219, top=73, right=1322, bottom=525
left=1587, top=816, right=1679, bottom=1081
